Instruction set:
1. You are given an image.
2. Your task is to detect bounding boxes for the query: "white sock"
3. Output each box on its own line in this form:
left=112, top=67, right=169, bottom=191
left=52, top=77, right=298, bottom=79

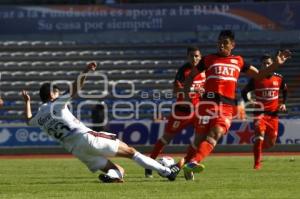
left=106, top=169, right=123, bottom=179
left=132, top=152, right=171, bottom=177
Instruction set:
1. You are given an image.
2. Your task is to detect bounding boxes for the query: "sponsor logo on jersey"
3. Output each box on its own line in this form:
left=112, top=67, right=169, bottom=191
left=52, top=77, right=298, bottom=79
left=230, top=59, right=238, bottom=64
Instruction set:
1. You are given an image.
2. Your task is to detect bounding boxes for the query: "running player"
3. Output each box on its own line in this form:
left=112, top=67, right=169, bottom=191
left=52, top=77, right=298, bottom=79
left=21, top=62, right=179, bottom=183
left=145, top=46, right=205, bottom=178
left=242, top=54, right=288, bottom=170
left=170, top=30, right=291, bottom=180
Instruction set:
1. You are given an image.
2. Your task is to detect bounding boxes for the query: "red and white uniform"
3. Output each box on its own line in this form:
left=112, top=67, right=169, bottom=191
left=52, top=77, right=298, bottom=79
left=28, top=94, right=119, bottom=172
left=195, top=54, right=250, bottom=134
left=165, top=63, right=206, bottom=134
left=243, top=73, right=287, bottom=138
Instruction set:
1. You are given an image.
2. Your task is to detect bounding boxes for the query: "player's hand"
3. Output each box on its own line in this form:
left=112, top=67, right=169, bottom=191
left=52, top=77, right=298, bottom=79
left=278, top=104, right=287, bottom=112
left=275, top=49, right=291, bottom=65
left=86, top=61, right=97, bottom=72
left=21, top=90, right=30, bottom=102
left=191, top=87, right=205, bottom=95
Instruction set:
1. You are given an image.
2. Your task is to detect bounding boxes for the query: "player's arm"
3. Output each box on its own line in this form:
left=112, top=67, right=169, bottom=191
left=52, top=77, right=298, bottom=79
left=181, top=59, right=205, bottom=99
left=70, top=61, right=97, bottom=98
left=245, top=50, right=291, bottom=80
left=0, top=97, right=3, bottom=108
left=173, top=65, right=186, bottom=97
left=279, top=78, right=288, bottom=112
left=241, top=79, right=255, bottom=102
left=182, top=66, right=199, bottom=96
left=21, top=90, right=33, bottom=124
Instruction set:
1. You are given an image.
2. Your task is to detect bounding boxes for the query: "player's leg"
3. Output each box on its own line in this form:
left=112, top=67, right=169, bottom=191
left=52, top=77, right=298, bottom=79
left=262, top=134, right=276, bottom=149
left=253, top=130, right=264, bottom=170
left=184, top=104, right=233, bottom=174
left=145, top=132, right=175, bottom=177
left=146, top=111, right=192, bottom=177
left=262, top=116, right=278, bottom=150
left=253, top=116, right=266, bottom=170
left=99, top=160, right=125, bottom=183
left=71, top=144, right=124, bottom=183
left=179, top=133, right=206, bottom=180
left=116, top=140, right=174, bottom=178
left=178, top=132, right=206, bottom=168
left=188, top=124, right=224, bottom=165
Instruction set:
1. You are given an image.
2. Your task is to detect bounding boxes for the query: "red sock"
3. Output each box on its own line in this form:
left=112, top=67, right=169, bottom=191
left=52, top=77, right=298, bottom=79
left=182, top=145, right=196, bottom=164
left=253, top=139, right=263, bottom=165
left=150, top=140, right=165, bottom=159
left=191, top=141, right=214, bottom=163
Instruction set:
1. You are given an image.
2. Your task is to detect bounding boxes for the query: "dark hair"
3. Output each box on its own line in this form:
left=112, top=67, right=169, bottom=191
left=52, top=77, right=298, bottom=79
left=187, top=46, right=200, bottom=55
left=260, top=54, right=272, bottom=62
left=218, top=30, right=235, bottom=41
left=39, top=83, right=60, bottom=103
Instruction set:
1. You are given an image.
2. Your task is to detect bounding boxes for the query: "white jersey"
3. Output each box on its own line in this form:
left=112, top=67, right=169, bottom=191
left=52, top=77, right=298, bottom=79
left=29, top=94, right=92, bottom=151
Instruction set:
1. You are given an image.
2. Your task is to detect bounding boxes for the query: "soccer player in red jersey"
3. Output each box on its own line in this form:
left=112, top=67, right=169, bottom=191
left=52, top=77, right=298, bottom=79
left=242, top=54, right=288, bottom=170
left=167, top=30, right=291, bottom=181
left=145, top=46, right=206, bottom=178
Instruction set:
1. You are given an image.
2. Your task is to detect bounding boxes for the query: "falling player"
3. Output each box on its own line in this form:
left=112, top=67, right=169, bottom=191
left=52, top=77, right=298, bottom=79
left=21, top=61, right=179, bottom=183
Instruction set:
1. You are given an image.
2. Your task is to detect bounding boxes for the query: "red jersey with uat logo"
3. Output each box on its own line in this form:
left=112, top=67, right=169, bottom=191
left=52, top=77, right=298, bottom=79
left=175, top=62, right=206, bottom=106
left=197, top=54, right=250, bottom=100
left=245, top=73, right=287, bottom=112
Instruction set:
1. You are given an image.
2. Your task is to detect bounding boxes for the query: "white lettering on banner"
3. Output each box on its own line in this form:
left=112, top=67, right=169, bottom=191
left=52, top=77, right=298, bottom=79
left=0, top=128, right=11, bottom=143
left=1, top=119, right=300, bottom=146
left=55, top=22, right=81, bottom=31
left=279, top=119, right=300, bottom=144
left=15, top=129, right=54, bottom=143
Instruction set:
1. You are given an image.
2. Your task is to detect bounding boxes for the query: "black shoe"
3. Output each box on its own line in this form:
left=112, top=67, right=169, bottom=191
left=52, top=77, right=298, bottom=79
left=167, top=164, right=181, bottom=181
left=99, top=174, right=124, bottom=183
left=145, top=169, right=153, bottom=178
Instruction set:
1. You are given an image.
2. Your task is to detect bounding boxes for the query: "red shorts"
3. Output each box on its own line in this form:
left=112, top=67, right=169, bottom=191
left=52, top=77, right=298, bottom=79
left=254, top=115, right=278, bottom=139
left=194, top=102, right=233, bottom=135
left=164, top=110, right=195, bottom=134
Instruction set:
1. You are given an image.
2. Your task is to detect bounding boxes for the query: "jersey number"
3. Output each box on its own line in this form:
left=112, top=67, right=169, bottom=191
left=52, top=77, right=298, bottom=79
left=172, top=121, right=181, bottom=129
left=48, top=122, right=70, bottom=140
left=198, top=116, right=210, bottom=125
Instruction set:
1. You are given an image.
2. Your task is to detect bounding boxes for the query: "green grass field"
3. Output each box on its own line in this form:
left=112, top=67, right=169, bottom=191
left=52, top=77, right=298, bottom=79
left=0, top=155, right=299, bottom=199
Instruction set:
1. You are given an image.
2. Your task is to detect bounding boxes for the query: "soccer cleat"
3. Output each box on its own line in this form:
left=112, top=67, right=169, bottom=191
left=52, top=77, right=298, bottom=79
left=167, top=164, right=181, bottom=181
left=184, top=170, right=194, bottom=181
left=145, top=169, right=153, bottom=178
left=183, top=162, right=205, bottom=173
left=99, top=173, right=124, bottom=183
left=254, top=164, right=261, bottom=170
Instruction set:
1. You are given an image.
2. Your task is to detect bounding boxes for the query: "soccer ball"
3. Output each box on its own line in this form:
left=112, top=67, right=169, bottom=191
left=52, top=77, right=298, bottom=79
left=157, top=156, right=175, bottom=167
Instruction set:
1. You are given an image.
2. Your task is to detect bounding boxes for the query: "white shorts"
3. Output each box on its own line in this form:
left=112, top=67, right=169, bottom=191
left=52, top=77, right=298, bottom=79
left=70, top=131, right=120, bottom=173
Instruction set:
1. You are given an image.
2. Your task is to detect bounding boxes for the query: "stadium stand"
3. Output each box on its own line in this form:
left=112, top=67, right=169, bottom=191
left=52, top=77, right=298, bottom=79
left=0, top=39, right=300, bottom=123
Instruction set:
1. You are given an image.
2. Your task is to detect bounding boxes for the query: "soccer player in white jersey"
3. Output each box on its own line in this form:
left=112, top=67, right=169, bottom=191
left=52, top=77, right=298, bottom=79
left=21, top=61, right=179, bottom=183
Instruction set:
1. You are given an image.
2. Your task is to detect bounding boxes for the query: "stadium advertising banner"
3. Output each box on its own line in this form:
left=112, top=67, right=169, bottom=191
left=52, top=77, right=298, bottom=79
left=0, top=119, right=300, bottom=148
left=0, top=2, right=299, bottom=34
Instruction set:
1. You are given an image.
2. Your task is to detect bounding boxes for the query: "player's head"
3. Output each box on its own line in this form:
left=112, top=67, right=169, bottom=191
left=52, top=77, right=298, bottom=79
left=260, top=54, right=273, bottom=69
left=39, top=83, right=60, bottom=103
left=187, top=46, right=201, bottom=66
left=217, top=30, right=235, bottom=56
